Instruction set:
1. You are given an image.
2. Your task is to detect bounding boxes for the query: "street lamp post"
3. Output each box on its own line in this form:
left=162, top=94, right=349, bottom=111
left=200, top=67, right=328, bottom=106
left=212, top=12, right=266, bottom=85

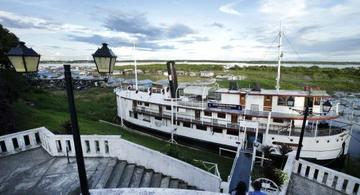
left=295, top=91, right=311, bottom=160
left=64, top=64, right=89, bottom=195
left=7, top=42, right=117, bottom=195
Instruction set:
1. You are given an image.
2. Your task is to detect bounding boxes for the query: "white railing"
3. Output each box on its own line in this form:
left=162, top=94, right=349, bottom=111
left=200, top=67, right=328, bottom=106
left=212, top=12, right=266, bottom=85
left=292, top=159, right=360, bottom=195
left=1, top=127, right=221, bottom=192
left=0, top=128, right=42, bottom=155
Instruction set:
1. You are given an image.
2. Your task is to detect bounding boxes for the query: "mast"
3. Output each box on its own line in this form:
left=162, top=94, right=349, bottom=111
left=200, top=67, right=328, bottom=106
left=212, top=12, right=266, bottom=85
left=133, top=42, right=138, bottom=90
left=276, top=23, right=283, bottom=92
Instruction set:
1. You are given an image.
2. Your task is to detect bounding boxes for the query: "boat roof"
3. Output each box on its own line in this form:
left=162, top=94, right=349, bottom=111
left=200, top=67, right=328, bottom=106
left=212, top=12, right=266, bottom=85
left=215, top=88, right=330, bottom=97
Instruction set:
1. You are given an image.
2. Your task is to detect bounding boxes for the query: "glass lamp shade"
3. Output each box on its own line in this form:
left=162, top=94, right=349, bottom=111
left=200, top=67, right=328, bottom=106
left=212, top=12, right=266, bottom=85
left=92, top=43, right=117, bottom=74
left=287, top=96, right=295, bottom=107
left=6, top=42, right=40, bottom=73
left=322, top=100, right=332, bottom=113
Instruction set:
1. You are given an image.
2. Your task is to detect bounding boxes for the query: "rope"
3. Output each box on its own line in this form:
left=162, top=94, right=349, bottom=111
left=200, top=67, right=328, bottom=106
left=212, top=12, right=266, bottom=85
left=283, top=33, right=303, bottom=61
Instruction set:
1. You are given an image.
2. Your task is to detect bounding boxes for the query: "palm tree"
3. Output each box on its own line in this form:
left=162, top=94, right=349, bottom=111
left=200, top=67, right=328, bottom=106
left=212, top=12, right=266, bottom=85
left=278, top=144, right=292, bottom=168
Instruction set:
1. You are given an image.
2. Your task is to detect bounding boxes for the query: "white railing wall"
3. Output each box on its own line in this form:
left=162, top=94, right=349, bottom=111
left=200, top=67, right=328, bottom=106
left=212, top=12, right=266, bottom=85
left=1, top=127, right=221, bottom=192
left=281, top=152, right=360, bottom=195
left=293, top=159, right=360, bottom=195
left=0, top=128, right=42, bottom=155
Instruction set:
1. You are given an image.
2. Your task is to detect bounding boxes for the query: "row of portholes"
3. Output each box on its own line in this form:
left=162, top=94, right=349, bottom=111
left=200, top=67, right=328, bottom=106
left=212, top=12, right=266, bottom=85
left=271, top=137, right=343, bottom=144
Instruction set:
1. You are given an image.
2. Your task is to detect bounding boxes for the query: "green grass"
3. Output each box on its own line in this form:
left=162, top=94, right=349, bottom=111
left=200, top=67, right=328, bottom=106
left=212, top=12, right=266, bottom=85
left=13, top=88, right=233, bottom=180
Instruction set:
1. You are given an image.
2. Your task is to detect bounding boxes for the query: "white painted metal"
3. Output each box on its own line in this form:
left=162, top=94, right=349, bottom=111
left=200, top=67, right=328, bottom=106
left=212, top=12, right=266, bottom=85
left=133, top=42, right=138, bottom=90
left=276, top=22, right=283, bottom=92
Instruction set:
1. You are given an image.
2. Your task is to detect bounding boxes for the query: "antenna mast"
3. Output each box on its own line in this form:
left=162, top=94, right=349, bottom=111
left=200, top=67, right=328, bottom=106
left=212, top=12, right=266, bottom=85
left=133, top=42, right=138, bottom=90
left=276, top=22, right=283, bottom=92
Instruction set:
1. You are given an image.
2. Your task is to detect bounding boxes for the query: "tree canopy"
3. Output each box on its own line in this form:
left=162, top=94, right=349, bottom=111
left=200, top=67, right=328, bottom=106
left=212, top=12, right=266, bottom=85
left=0, top=24, right=21, bottom=134
left=0, top=24, right=19, bottom=67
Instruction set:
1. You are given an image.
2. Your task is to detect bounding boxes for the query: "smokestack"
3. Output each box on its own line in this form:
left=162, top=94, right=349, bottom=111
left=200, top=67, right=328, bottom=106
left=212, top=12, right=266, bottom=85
left=166, top=61, right=178, bottom=98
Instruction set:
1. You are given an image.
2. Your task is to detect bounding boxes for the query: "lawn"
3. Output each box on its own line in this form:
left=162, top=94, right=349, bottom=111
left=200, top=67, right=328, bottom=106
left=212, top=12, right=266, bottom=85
left=13, top=87, right=233, bottom=180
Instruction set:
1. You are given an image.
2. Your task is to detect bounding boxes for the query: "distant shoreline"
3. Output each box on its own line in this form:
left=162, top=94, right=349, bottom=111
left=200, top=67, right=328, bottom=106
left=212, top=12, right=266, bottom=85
left=40, top=60, right=360, bottom=65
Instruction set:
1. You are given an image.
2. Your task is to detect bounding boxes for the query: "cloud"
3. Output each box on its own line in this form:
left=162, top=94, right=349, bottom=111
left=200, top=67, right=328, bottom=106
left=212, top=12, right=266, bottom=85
left=103, top=12, right=194, bottom=40
left=210, top=22, right=225, bottom=28
left=259, top=0, right=307, bottom=19
left=219, top=1, right=241, bottom=15
left=68, top=34, right=174, bottom=50
left=166, top=24, right=194, bottom=38
left=0, top=10, right=91, bottom=34
left=221, top=45, right=234, bottom=49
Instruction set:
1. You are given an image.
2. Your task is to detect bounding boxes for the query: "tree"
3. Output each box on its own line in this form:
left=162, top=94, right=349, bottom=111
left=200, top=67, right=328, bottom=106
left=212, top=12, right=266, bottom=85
left=0, top=24, right=19, bottom=68
left=0, top=25, right=20, bottom=135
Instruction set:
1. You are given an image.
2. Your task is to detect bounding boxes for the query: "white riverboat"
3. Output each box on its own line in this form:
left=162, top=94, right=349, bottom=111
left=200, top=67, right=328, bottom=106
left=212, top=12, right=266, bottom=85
left=114, top=27, right=351, bottom=161
left=115, top=83, right=351, bottom=160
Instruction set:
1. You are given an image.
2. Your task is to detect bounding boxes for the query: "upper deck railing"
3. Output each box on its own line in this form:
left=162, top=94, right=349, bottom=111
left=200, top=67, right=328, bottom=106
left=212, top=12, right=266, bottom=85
left=134, top=106, right=347, bottom=137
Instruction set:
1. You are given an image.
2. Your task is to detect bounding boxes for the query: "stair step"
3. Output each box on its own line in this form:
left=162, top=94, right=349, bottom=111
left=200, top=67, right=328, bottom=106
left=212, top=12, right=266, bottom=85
left=139, top=170, right=153, bottom=187
left=89, top=158, right=110, bottom=188
left=95, top=158, right=117, bottom=189
left=105, top=161, right=127, bottom=188
left=118, top=164, right=136, bottom=187
left=169, top=179, right=179, bottom=188
left=150, top=173, right=162, bottom=187
left=178, top=182, right=188, bottom=189
left=129, top=167, right=145, bottom=188
left=160, top=176, right=170, bottom=188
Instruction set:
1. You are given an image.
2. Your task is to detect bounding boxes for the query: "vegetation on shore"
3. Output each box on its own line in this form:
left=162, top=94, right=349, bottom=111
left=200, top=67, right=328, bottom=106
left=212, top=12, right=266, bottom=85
left=114, top=64, right=360, bottom=92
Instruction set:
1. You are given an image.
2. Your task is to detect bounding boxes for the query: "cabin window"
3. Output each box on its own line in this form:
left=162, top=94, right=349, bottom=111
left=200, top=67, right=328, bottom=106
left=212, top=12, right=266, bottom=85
left=273, top=118, right=284, bottom=123
left=314, top=97, right=321, bottom=105
left=213, top=127, right=223, bottom=133
left=245, top=116, right=252, bottom=120
left=217, top=113, right=226, bottom=119
left=196, top=124, right=207, bottom=131
left=144, top=102, right=150, bottom=107
left=155, top=116, right=162, bottom=121
left=183, top=122, right=191, bottom=128
left=278, top=96, right=287, bottom=106
left=166, top=105, right=171, bottom=110
left=143, top=114, right=150, bottom=122
left=278, top=96, right=295, bottom=107
left=227, top=129, right=238, bottom=136
left=204, top=111, right=212, bottom=116
left=137, top=101, right=142, bottom=105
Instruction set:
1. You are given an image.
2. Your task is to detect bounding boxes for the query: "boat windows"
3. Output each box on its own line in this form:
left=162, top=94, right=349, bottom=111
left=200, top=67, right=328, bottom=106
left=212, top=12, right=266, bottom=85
left=245, top=116, right=252, bottom=120
left=155, top=116, right=162, bottom=121
left=166, top=105, right=171, bottom=110
left=137, top=101, right=142, bottom=105
left=278, top=96, right=295, bottom=107
left=217, top=113, right=226, bottom=119
left=227, top=129, right=238, bottom=136
left=204, top=111, right=212, bottom=116
left=144, top=102, right=150, bottom=107
left=143, top=114, right=150, bottom=122
left=196, top=124, right=207, bottom=131
left=213, top=127, right=223, bottom=133
left=314, top=97, right=321, bottom=105
left=273, top=118, right=284, bottom=123
left=183, top=122, right=191, bottom=128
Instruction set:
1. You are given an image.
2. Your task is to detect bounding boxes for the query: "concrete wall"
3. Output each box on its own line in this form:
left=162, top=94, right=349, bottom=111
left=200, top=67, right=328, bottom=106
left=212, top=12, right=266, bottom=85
left=287, top=174, right=345, bottom=195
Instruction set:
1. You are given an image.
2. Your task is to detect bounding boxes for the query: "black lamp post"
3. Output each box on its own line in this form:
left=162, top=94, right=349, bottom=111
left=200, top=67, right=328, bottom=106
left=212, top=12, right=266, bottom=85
left=295, top=92, right=311, bottom=160
left=7, top=42, right=117, bottom=195
left=6, top=41, right=40, bottom=72
left=92, top=43, right=117, bottom=75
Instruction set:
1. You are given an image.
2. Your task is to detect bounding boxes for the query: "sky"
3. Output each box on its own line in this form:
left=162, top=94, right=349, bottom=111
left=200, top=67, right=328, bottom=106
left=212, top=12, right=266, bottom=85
left=0, top=0, right=359, bottom=61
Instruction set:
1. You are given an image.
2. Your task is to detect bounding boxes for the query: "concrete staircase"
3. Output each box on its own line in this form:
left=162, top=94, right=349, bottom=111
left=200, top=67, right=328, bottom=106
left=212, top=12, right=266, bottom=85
left=91, top=158, right=196, bottom=190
